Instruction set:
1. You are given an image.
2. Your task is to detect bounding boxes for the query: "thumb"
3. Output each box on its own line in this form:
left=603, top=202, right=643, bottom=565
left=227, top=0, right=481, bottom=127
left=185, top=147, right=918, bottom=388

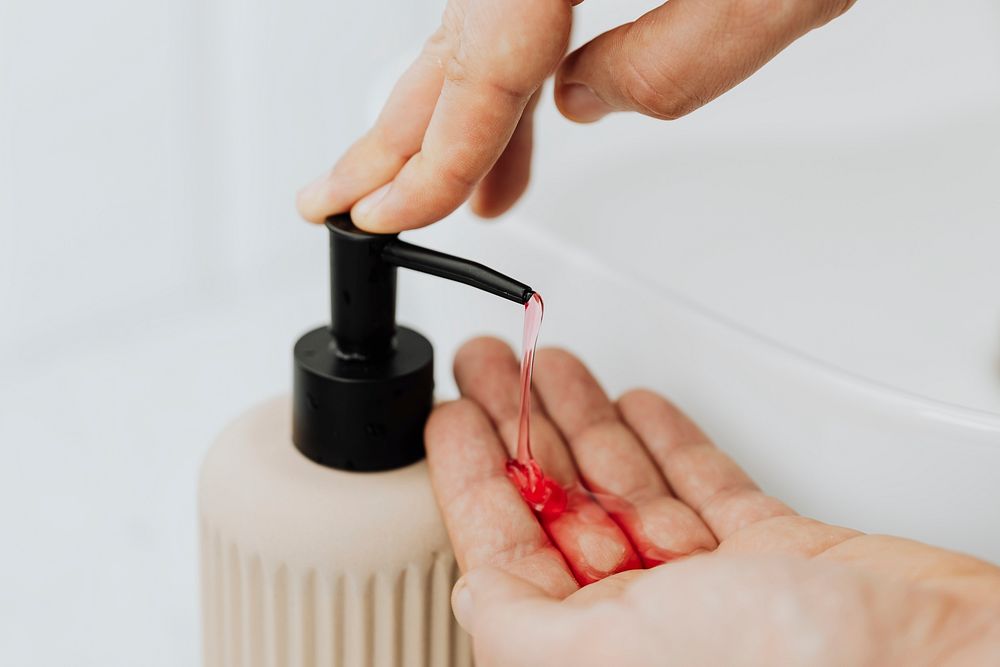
left=555, top=0, right=855, bottom=123
left=452, top=567, right=578, bottom=665
left=451, top=566, right=556, bottom=635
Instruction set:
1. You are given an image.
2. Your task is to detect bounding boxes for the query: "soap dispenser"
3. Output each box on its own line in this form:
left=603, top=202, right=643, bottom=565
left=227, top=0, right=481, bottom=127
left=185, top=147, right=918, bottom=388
left=198, top=214, right=533, bottom=667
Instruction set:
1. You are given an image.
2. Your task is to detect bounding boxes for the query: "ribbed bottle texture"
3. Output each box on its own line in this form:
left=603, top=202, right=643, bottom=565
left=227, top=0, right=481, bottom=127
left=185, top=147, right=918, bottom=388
left=198, top=398, right=472, bottom=667
left=200, top=518, right=471, bottom=667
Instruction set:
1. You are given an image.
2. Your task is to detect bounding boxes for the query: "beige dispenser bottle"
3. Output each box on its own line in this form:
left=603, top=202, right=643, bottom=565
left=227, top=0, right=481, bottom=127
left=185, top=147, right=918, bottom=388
left=199, top=214, right=534, bottom=667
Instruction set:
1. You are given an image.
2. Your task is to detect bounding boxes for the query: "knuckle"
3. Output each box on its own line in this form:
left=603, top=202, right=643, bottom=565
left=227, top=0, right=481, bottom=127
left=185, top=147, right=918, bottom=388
left=443, top=50, right=471, bottom=86
left=620, top=55, right=701, bottom=120
left=625, top=74, right=698, bottom=120
left=435, top=153, right=479, bottom=191
left=370, top=123, right=413, bottom=160
left=484, top=77, right=534, bottom=103
left=444, top=49, right=532, bottom=100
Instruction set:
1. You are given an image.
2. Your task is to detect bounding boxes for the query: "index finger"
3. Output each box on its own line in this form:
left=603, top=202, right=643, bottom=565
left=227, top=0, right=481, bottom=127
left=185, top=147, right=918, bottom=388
left=426, top=399, right=579, bottom=599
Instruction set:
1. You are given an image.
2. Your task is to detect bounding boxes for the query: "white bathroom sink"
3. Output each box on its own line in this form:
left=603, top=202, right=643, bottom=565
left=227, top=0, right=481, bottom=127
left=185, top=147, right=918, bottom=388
left=400, top=124, right=1000, bottom=562
left=523, top=111, right=1000, bottom=415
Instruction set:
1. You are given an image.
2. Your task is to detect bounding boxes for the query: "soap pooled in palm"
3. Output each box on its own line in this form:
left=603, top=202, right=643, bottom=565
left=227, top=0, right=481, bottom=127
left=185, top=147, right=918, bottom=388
left=505, top=293, right=679, bottom=583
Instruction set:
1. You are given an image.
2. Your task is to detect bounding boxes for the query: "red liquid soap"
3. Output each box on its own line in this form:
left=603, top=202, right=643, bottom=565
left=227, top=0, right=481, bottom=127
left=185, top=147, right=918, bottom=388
left=504, top=293, right=678, bottom=578
left=505, top=293, right=568, bottom=519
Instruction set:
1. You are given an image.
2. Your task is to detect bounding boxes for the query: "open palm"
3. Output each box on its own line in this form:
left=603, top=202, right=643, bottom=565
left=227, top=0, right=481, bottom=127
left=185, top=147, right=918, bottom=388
left=426, top=338, right=1000, bottom=666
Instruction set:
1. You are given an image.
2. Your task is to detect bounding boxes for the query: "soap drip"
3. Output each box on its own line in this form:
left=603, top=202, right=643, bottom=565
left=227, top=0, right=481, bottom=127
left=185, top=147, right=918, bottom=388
left=515, top=292, right=543, bottom=463
left=505, top=294, right=567, bottom=518
left=504, top=293, right=680, bottom=580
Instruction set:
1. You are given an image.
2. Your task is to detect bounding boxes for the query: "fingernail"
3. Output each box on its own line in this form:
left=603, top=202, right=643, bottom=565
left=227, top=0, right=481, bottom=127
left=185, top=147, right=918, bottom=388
left=451, top=578, right=475, bottom=631
left=352, top=183, right=391, bottom=226
left=560, top=84, right=613, bottom=123
left=296, top=173, right=332, bottom=220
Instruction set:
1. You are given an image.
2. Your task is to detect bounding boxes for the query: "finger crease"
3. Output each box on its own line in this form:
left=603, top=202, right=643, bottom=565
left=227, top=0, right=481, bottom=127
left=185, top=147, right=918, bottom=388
left=620, top=30, right=701, bottom=120
left=488, top=534, right=555, bottom=567
left=696, top=482, right=758, bottom=519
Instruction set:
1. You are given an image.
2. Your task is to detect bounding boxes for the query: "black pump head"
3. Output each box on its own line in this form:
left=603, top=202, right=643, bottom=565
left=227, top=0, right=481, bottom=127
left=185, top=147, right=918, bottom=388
left=292, top=214, right=532, bottom=472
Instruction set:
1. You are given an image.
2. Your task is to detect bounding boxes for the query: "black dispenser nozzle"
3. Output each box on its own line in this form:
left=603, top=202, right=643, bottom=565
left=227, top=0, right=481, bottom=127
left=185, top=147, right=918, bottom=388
left=382, top=240, right=534, bottom=305
left=292, top=214, right=533, bottom=472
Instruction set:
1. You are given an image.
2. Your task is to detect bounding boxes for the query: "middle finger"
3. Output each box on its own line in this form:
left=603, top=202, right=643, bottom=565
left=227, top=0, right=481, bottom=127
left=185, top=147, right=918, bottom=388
left=454, top=337, right=641, bottom=584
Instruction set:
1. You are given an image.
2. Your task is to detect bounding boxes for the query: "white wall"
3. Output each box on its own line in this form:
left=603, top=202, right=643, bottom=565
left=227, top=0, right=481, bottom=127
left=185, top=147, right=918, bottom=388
left=1, top=0, right=445, bottom=364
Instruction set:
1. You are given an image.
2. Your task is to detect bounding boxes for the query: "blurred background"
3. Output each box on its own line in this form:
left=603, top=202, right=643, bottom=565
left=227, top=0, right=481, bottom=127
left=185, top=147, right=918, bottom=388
left=1, top=0, right=999, bottom=665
